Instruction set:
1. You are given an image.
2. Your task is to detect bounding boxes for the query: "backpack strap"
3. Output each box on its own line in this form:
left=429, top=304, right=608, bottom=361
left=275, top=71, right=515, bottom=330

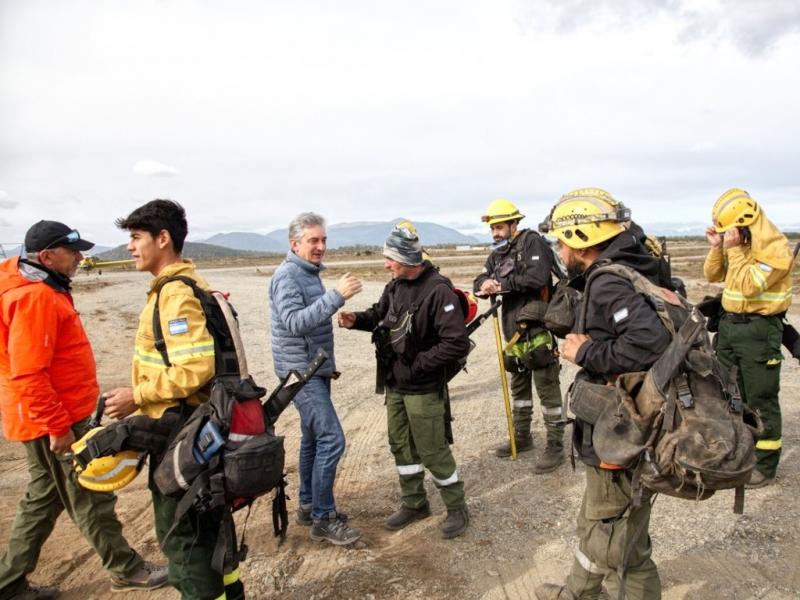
left=408, top=271, right=453, bottom=316
left=579, top=263, right=678, bottom=337
left=151, top=275, right=243, bottom=376
left=272, top=479, right=289, bottom=543
left=152, top=275, right=203, bottom=367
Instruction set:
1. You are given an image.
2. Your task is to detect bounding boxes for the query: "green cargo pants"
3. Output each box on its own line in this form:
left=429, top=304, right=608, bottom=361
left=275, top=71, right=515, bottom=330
left=149, top=464, right=243, bottom=600
left=386, top=388, right=465, bottom=511
left=716, top=315, right=783, bottom=478
left=509, top=361, right=564, bottom=445
left=565, top=467, right=661, bottom=600
left=0, top=417, right=143, bottom=600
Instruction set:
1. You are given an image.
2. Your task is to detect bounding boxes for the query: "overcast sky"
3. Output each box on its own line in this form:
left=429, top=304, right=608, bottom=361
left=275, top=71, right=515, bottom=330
left=1, top=0, right=799, bottom=246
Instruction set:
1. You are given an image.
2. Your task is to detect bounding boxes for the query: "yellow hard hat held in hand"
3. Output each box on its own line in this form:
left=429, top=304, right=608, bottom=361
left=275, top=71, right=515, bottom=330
left=539, top=188, right=629, bottom=249
left=71, top=427, right=146, bottom=492
left=70, top=394, right=146, bottom=492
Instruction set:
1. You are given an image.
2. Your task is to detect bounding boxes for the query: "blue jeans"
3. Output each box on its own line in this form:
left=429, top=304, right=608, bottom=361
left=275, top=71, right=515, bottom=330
left=292, top=376, right=345, bottom=520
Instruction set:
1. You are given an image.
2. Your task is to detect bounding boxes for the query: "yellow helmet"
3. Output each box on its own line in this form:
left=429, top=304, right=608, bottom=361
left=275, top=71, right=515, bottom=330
left=71, top=428, right=145, bottom=492
left=712, top=188, right=760, bottom=233
left=482, top=198, right=524, bottom=226
left=541, top=188, right=629, bottom=249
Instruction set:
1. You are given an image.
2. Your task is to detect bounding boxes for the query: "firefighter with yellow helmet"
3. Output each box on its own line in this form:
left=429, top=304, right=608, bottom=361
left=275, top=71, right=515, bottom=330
left=473, top=198, right=565, bottom=472
left=536, top=188, right=670, bottom=600
left=704, top=188, right=793, bottom=488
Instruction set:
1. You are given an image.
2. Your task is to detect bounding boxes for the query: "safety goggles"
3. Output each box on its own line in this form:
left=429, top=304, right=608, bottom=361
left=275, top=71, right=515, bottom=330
left=43, top=229, right=81, bottom=251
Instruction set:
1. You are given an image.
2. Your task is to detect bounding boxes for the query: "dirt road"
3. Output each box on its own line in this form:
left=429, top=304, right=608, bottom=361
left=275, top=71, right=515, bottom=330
left=1, top=265, right=798, bottom=599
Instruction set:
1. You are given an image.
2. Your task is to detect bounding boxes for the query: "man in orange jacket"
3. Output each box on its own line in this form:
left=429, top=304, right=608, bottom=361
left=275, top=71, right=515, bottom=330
left=0, top=221, right=167, bottom=600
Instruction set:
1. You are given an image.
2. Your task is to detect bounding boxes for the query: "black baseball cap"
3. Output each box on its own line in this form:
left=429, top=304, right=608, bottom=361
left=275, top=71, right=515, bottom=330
left=24, top=220, right=95, bottom=253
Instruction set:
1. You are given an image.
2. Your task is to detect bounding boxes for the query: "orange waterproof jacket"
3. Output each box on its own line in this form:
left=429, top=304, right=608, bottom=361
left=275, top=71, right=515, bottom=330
left=0, top=257, right=98, bottom=441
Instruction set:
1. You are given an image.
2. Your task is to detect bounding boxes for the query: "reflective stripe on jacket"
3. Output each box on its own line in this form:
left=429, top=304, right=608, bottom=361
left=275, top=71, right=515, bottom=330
left=0, top=257, right=98, bottom=441
left=703, top=246, right=792, bottom=316
left=132, top=261, right=216, bottom=418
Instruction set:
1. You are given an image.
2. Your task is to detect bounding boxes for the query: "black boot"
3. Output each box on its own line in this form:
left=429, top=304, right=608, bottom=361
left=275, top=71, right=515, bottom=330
left=440, top=507, right=469, bottom=539
left=385, top=503, right=432, bottom=530
left=534, top=441, right=564, bottom=473
left=494, top=434, right=533, bottom=458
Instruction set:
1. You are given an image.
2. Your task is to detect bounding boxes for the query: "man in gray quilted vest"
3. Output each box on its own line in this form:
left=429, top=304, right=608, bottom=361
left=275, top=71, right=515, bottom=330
left=269, top=212, right=363, bottom=545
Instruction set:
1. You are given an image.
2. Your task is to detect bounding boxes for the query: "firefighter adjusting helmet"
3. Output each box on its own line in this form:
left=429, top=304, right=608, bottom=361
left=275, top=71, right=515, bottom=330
left=712, top=188, right=760, bottom=233
left=482, top=198, right=525, bottom=226
left=540, top=188, right=630, bottom=250
left=71, top=427, right=146, bottom=492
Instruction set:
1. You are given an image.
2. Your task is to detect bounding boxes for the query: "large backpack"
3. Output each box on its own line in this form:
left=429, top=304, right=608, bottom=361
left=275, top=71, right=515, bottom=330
left=148, top=276, right=325, bottom=569
left=568, top=264, right=762, bottom=512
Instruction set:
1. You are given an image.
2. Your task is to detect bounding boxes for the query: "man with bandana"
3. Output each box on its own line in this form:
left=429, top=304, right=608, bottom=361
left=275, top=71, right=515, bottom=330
left=472, top=199, right=565, bottom=472
left=338, top=222, right=471, bottom=538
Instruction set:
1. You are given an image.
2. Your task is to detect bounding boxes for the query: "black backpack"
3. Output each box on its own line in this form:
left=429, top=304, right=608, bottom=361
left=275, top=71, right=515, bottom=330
left=149, top=276, right=326, bottom=571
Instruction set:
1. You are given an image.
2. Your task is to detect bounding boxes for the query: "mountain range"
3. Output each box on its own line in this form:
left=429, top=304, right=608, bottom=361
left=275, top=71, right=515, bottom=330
left=204, top=219, right=482, bottom=252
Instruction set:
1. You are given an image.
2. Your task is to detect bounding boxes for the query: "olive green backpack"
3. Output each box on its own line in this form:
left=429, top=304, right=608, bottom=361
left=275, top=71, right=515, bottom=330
left=568, top=264, right=762, bottom=512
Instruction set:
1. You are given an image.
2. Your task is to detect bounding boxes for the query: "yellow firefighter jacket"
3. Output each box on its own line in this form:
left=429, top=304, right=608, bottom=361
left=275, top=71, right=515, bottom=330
left=703, top=213, right=793, bottom=316
left=132, top=261, right=216, bottom=418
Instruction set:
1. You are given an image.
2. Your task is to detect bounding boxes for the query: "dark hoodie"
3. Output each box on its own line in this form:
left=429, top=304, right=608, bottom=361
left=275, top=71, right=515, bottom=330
left=472, top=229, right=556, bottom=340
left=574, top=229, right=672, bottom=380
left=353, top=263, right=470, bottom=394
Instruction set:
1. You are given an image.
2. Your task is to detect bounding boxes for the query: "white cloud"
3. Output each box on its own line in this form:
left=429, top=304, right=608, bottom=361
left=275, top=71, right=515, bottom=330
left=519, top=0, right=800, bottom=55
left=0, top=191, right=18, bottom=209
left=690, top=141, right=717, bottom=153
left=132, top=159, right=177, bottom=177
left=0, top=218, right=10, bottom=227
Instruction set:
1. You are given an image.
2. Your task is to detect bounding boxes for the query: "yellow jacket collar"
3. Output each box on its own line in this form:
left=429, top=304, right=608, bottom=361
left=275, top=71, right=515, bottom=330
left=148, top=260, right=197, bottom=293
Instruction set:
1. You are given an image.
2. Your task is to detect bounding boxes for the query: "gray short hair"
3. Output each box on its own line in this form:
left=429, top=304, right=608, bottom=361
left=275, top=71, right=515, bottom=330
left=25, top=252, right=40, bottom=262
left=288, top=212, right=326, bottom=242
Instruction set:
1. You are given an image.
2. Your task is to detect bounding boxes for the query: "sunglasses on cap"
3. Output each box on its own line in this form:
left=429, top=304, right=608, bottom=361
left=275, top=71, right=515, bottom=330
left=43, top=229, right=81, bottom=251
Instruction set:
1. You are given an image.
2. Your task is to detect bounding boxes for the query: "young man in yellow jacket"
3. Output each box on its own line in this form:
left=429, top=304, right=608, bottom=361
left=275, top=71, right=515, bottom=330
left=704, top=188, right=793, bottom=488
left=103, top=200, right=244, bottom=600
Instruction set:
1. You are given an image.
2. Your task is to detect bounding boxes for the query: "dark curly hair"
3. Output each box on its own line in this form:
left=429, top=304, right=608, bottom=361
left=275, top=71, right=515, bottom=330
left=115, top=199, right=188, bottom=253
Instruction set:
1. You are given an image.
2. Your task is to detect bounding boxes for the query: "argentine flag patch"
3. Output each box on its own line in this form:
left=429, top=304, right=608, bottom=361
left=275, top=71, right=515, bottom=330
left=168, top=318, right=190, bottom=335
left=613, top=307, right=629, bottom=323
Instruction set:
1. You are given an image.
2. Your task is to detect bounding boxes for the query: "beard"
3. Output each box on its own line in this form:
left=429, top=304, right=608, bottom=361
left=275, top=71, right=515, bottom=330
left=565, top=257, right=585, bottom=279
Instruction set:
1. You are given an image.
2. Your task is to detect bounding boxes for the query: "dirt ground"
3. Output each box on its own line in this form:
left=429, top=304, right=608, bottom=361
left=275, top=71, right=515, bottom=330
left=1, top=256, right=799, bottom=600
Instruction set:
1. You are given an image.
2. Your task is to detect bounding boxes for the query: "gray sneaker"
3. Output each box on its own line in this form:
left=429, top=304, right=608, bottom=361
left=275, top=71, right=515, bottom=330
left=110, top=561, right=169, bottom=592
left=296, top=504, right=313, bottom=526
left=9, top=584, right=59, bottom=600
left=298, top=506, right=348, bottom=526
left=310, top=513, right=361, bottom=546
